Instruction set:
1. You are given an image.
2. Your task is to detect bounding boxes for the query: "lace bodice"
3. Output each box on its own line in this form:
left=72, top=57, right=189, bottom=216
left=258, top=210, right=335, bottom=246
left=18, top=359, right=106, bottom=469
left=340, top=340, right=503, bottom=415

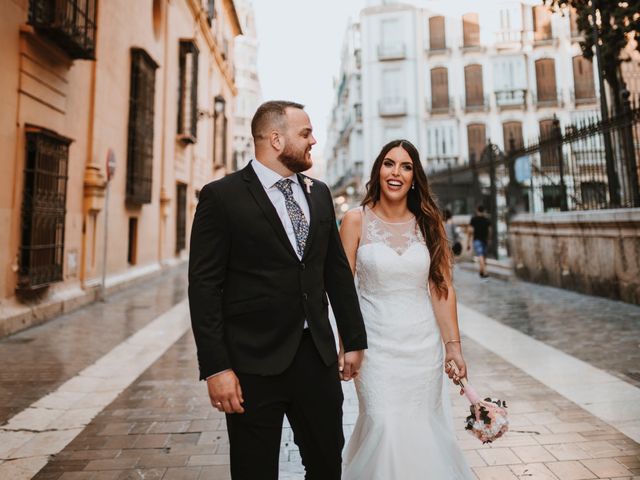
left=358, top=207, right=422, bottom=255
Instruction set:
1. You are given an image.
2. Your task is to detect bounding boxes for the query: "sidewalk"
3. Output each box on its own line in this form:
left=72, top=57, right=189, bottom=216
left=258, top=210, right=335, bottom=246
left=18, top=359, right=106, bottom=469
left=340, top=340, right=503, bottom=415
left=1, top=266, right=639, bottom=479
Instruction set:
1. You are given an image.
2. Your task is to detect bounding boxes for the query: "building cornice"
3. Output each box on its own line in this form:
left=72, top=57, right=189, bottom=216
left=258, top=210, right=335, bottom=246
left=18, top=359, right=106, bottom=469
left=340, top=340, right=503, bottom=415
left=186, top=0, right=242, bottom=96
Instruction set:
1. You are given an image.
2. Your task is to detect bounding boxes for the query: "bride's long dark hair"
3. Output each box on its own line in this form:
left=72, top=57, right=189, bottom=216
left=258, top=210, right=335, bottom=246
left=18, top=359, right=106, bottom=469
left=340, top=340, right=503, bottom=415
left=361, top=139, right=452, bottom=299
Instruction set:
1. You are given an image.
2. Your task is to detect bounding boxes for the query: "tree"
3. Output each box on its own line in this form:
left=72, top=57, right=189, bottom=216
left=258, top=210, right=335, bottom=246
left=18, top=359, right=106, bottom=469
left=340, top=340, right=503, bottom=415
left=544, top=0, right=640, bottom=113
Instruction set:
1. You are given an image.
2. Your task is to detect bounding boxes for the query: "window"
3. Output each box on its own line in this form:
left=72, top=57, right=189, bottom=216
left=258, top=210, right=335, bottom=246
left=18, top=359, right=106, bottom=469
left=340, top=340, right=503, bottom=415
left=430, top=67, right=449, bottom=110
left=207, top=0, right=215, bottom=24
left=572, top=56, right=596, bottom=102
left=542, top=185, right=563, bottom=211
left=503, top=121, right=523, bottom=152
left=128, top=218, right=138, bottom=265
left=178, top=40, right=199, bottom=142
left=176, top=183, right=187, bottom=253
left=429, top=16, right=446, bottom=50
left=533, top=6, right=552, bottom=41
left=18, top=127, right=71, bottom=290
left=535, top=58, right=557, bottom=104
left=127, top=48, right=158, bottom=205
left=28, top=0, right=97, bottom=59
left=464, top=64, right=484, bottom=108
left=462, top=13, right=480, bottom=47
left=467, top=124, right=486, bottom=164
left=539, top=119, right=557, bottom=167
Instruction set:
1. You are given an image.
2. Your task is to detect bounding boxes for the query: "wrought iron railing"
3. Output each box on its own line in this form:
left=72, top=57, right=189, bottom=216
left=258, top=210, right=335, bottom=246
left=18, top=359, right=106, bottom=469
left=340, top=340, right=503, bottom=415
left=19, top=128, right=71, bottom=291
left=28, top=0, right=96, bottom=59
left=126, top=48, right=158, bottom=205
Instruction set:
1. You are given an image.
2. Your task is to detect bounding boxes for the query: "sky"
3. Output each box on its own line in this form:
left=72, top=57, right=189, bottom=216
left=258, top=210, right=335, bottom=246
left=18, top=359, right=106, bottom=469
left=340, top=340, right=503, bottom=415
left=252, top=0, right=366, bottom=173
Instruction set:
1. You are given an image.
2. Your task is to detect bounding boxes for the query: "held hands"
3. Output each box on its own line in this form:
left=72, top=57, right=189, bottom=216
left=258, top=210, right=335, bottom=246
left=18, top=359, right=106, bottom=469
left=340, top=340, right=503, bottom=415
left=339, top=349, right=364, bottom=381
left=444, top=342, right=467, bottom=395
left=207, top=370, right=245, bottom=414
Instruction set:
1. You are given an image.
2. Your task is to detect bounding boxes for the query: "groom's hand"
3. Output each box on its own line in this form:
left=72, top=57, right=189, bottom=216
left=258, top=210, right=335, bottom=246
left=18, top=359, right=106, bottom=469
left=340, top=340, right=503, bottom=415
left=341, top=350, right=364, bottom=381
left=207, top=370, right=245, bottom=414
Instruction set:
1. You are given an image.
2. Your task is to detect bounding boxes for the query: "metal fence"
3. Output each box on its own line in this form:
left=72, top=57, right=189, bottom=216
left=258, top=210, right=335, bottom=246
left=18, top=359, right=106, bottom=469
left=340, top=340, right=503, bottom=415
left=428, top=94, right=640, bottom=258
left=509, top=97, right=640, bottom=213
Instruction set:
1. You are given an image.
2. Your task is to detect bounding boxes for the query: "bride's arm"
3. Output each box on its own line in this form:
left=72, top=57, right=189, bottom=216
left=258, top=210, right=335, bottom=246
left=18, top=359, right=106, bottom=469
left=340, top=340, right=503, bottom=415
left=429, top=277, right=467, bottom=388
left=338, top=209, right=361, bottom=275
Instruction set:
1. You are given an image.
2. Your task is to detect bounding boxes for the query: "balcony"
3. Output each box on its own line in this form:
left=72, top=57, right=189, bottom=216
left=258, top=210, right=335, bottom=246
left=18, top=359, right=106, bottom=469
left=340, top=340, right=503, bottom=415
left=378, top=97, right=407, bottom=117
left=495, top=89, right=527, bottom=110
left=377, top=44, right=406, bottom=61
left=28, top=0, right=96, bottom=60
left=495, top=30, right=522, bottom=49
left=463, top=94, right=490, bottom=112
left=533, top=91, right=563, bottom=109
left=426, top=97, right=455, bottom=116
left=571, top=89, right=598, bottom=106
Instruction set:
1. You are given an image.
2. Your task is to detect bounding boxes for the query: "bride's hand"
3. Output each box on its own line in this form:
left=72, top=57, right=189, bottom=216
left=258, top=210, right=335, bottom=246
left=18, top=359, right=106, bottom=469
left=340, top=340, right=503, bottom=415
left=444, top=343, right=467, bottom=395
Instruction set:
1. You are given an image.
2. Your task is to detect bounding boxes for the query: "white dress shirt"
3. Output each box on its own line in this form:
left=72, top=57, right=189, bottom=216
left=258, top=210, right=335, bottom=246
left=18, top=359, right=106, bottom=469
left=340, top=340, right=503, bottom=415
left=251, top=159, right=311, bottom=259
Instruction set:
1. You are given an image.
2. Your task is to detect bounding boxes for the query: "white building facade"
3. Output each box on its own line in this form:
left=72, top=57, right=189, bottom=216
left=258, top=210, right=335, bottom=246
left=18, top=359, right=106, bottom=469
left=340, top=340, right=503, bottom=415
left=232, top=0, right=262, bottom=171
left=325, top=0, right=601, bottom=211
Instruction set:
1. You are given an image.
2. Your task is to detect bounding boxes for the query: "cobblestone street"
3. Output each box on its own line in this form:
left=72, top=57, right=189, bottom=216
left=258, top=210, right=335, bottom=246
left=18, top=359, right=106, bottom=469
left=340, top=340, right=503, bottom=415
left=1, top=265, right=639, bottom=479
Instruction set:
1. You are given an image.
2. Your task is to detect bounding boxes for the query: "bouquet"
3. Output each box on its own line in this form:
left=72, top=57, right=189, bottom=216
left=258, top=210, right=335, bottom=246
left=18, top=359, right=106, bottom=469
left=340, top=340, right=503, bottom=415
left=446, top=360, right=509, bottom=444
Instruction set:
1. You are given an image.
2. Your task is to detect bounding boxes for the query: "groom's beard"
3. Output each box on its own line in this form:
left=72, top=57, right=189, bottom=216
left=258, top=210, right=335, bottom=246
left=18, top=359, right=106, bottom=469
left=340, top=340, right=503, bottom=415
left=278, top=143, right=312, bottom=173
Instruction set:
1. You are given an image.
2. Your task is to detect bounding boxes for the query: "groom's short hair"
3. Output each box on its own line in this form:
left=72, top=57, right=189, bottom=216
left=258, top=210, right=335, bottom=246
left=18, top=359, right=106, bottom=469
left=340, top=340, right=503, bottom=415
left=251, top=100, right=305, bottom=141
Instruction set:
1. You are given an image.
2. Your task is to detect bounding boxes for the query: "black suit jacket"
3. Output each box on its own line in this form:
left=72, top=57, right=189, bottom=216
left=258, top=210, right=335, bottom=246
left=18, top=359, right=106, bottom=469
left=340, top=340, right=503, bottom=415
left=188, top=163, right=367, bottom=379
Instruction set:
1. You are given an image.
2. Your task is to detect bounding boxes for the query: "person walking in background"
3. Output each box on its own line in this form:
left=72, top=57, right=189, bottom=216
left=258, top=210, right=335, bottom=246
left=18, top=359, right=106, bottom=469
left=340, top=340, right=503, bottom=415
left=443, top=209, right=462, bottom=257
left=188, top=100, right=367, bottom=480
left=467, top=205, right=491, bottom=278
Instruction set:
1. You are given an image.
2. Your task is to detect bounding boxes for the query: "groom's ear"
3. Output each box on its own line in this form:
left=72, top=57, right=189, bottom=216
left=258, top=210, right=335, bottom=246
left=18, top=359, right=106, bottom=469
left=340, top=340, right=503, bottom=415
left=270, top=131, right=283, bottom=152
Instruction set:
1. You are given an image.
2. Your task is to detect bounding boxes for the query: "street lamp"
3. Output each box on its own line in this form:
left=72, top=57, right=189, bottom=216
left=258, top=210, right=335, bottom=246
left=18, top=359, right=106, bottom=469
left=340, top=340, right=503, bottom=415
left=213, top=95, right=226, bottom=169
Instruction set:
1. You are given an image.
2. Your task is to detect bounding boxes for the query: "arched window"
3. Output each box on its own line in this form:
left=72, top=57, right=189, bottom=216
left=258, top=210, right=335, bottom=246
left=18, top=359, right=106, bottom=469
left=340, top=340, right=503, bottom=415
left=464, top=64, right=484, bottom=107
left=430, top=67, right=449, bottom=110
left=572, top=55, right=596, bottom=102
left=462, top=13, right=480, bottom=47
left=535, top=58, right=557, bottom=104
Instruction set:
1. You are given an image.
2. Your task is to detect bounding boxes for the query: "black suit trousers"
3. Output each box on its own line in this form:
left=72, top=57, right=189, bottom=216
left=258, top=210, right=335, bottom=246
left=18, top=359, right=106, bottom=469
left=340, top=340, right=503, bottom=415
left=226, top=331, right=344, bottom=480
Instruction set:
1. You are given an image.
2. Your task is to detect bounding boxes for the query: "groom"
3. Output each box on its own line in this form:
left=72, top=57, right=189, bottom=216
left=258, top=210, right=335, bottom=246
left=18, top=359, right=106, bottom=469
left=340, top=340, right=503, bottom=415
left=188, top=100, right=367, bottom=479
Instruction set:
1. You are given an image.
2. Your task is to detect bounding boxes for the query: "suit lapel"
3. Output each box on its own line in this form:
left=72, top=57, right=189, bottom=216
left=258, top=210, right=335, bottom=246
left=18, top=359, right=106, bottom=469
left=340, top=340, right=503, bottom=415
left=297, top=173, right=317, bottom=259
left=242, top=164, right=298, bottom=260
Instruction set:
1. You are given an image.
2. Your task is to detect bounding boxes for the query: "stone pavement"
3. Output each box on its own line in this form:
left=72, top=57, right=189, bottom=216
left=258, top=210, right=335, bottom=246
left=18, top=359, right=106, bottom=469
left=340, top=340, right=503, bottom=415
left=454, top=267, right=640, bottom=388
left=1, top=265, right=639, bottom=479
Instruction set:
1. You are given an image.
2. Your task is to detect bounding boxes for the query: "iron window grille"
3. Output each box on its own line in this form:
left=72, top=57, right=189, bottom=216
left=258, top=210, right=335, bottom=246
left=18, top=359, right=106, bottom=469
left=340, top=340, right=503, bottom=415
left=28, top=0, right=97, bottom=60
left=18, top=127, right=71, bottom=291
left=177, top=40, right=199, bottom=143
left=176, top=183, right=187, bottom=253
left=126, top=48, right=158, bottom=205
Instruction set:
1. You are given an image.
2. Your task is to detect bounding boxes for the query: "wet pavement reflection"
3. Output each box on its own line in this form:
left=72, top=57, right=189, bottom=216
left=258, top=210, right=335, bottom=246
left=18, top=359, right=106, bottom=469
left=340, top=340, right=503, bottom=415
left=0, top=266, right=188, bottom=425
left=454, top=266, right=640, bottom=387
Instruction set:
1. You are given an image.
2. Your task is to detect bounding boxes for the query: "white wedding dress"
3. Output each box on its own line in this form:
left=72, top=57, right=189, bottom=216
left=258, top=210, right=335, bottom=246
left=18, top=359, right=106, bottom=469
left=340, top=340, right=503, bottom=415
left=343, top=207, right=475, bottom=480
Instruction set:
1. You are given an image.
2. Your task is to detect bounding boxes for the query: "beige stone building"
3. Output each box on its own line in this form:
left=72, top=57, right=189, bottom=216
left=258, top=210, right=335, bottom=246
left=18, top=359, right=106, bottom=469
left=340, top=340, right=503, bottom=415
left=0, top=0, right=242, bottom=337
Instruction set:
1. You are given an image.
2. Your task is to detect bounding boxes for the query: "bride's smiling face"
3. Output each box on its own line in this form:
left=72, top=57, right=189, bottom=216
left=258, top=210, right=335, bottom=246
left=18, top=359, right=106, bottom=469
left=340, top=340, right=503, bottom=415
left=378, top=146, right=414, bottom=201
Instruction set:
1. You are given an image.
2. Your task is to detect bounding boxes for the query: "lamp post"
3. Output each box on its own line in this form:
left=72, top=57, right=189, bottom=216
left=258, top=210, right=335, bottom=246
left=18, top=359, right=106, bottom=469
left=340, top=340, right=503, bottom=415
left=591, top=0, right=620, bottom=207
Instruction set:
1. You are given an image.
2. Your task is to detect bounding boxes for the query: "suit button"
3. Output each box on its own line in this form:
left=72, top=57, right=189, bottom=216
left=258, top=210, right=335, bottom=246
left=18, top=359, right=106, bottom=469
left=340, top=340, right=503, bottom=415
left=300, top=263, right=306, bottom=270
left=303, top=293, right=308, bottom=301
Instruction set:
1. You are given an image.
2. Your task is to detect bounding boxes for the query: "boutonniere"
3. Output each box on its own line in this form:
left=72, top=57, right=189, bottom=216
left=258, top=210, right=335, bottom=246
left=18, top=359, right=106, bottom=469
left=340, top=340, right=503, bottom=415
left=303, top=177, right=314, bottom=194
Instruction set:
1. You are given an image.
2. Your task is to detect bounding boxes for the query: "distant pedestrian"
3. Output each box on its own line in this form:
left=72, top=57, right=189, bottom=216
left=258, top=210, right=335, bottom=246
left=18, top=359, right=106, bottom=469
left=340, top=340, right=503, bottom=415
left=443, top=209, right=462, bottom=256
left=467, top=205, right=491, bottom=278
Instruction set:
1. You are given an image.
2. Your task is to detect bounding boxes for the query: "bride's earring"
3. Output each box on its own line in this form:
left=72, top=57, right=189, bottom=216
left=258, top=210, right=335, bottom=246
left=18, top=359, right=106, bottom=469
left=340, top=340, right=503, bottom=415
left=411, top=183, right=415, bottom=190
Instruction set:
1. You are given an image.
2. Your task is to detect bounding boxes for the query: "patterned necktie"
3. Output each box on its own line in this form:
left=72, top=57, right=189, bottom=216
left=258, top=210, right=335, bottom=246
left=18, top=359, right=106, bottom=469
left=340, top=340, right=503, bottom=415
left=274, top=179, right=309, bottom=257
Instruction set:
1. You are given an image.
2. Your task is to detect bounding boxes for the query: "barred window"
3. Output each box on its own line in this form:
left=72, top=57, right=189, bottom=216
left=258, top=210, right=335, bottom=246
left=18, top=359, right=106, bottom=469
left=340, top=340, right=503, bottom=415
left=178, top=40, right=199, bottom=142
left=126, top=48, right=158, bottom=205
left=28, top=0, right=97, bottom=59
left=19, top=127, right=71, bottom=290
left=176, top=183, right=187, bottom=253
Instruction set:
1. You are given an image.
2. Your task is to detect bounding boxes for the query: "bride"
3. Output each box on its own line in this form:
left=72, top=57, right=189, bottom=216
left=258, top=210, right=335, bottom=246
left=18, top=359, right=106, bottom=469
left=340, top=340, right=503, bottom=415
left=339, top=139, right=475, bottom=479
